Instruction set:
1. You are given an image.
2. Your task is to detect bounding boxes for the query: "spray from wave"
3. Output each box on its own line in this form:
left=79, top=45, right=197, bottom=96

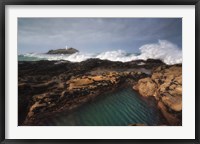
left=137, top=40, right=182, bottom=65
left=19, top=40, right=182, bottom=65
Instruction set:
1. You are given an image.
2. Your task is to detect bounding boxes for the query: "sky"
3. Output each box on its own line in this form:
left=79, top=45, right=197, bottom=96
left=18, top=18, right=182, bottom=54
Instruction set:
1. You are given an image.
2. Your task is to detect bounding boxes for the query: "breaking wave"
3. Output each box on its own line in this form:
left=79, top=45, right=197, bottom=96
left=19, top=40, right=182, bottom=65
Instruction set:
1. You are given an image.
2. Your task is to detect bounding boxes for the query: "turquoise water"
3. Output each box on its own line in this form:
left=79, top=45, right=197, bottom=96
left=18, top=55, right=46, bottom=61
left=17, top=52, right=142, bottom=62
left=45, top=88, right=166, bottom=126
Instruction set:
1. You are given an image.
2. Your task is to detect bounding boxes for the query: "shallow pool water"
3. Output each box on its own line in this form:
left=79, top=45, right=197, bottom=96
left=45, top=88, right=166, bottom=126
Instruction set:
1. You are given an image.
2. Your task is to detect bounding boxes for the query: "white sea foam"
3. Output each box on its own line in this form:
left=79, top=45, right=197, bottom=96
left=22, top=40, right=182, bottom=65
left=137, top=40, right=182, bottom=65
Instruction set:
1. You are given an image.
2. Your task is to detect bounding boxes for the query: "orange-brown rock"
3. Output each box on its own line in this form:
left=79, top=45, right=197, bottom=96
left=133, top=64, right=182, bottom=125
left=18, top=59, right=164, bottom=125
left=133, top=77, right=157, bottom=97
left=22, top=71, right=148, bottom=125
left=157, top=101, right=181, bottom=125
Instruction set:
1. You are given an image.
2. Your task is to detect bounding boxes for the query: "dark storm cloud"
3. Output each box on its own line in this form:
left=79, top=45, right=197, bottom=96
left=18, top=18, right=182, bottom=54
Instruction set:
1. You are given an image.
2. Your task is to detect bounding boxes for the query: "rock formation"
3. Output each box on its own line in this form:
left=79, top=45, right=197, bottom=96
left=47, top=47, right=79, bottom=54
left=133, top=64, right=182, bottom=125
left=18, top=58, right=182, bottom=126
left=21, top=71, right=148, bottom=125
left=19, top=59, right=163, bottom=125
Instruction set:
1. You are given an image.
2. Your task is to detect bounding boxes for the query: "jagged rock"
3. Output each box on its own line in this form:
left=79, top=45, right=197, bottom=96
left=133, top=64, right=182, bottom=125
left=21, top=71, right=148, bottom=125
left=18, top=59, right=166, bottom=125
left=133, top=77, right=157, bottom=97
left=157, top=101, right=181, bottom=125
left=161, top=96, right=182, bottom=112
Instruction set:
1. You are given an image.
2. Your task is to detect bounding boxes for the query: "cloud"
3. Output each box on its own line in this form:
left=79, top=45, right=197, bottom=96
left=18, top=18, right=182, bottom=54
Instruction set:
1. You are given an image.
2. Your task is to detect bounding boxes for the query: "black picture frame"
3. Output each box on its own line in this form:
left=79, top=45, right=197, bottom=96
left=0, top=0, right=199, bottom=143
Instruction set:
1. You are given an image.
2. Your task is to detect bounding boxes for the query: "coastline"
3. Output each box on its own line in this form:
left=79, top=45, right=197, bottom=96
left=18, top=58, right=182, bottom=126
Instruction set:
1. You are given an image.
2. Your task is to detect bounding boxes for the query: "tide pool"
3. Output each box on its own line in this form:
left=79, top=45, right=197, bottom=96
left=44, top=88, right=166, bottom=126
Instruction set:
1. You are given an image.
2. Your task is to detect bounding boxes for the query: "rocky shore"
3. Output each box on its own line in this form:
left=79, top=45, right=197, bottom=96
left=133, top=64, right=182, bottom=125
left=18, top=58, right=181, bottom=126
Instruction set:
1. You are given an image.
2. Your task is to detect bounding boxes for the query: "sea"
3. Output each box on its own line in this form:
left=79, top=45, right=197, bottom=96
left=18, top=40, right=182, bottom=65
left=18, top=40, right=182, bottom=126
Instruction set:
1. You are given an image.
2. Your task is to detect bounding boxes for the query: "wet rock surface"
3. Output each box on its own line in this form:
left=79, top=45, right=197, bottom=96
left=133, top=64, right=182, bottom=125
left=19, top=58, right=174, bottom=126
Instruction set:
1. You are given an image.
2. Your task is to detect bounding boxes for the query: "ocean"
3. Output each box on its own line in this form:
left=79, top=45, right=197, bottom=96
left=18, top=40, right=182, bottom=64
left=18, top=40, right=182, bottom=126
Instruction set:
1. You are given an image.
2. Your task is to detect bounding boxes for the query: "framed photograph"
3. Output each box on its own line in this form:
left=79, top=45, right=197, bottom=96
left=0, top=0, right=199, bottom=143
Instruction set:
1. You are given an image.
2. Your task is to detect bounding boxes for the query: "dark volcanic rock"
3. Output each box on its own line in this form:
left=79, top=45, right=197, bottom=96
left=47, top=48, right=79, bottom=54
left=22, top=71, right=148, bottom=126
left=18, top=58, right=166, bottom=126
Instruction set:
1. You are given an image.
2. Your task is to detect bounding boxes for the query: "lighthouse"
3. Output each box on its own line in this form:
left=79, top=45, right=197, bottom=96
left=65, top=45, right=68, bottom=50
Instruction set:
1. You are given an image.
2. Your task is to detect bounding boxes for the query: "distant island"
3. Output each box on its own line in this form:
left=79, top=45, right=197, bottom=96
left=47, top=47, right=79, bottom=54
